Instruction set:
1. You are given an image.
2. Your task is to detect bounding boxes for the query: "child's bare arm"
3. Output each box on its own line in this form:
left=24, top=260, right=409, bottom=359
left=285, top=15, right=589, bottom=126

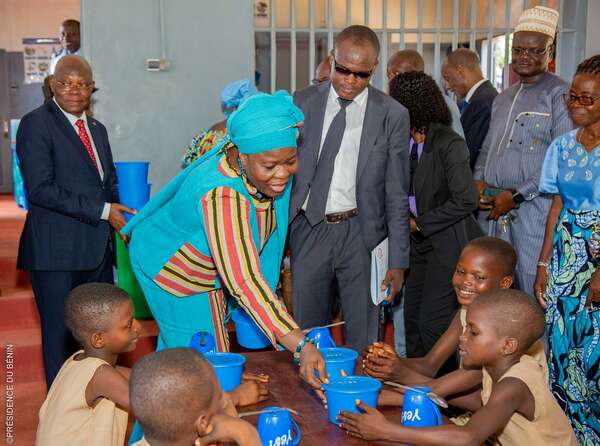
left=377, top=388, right=405, bottom=406
left=430, top=368, right=483, bottom=411
left=85, top=364, right=130, bottom=410
left=339, top=377, right=530, bottom=446
left=363, top=314, right=462, bottom=382
left=195, top=414, right=261, bottom=446
left=228, top=372, right=270, bottom=407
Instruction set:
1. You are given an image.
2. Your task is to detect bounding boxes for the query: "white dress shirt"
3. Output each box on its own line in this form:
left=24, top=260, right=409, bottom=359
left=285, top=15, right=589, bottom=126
left=303, top=85, right=368, bottom=214
left=465, top=78, right=487, bottom=103
left=49, top=48, right=82, bottom=75
left=53, top=98, right=111, bottom=220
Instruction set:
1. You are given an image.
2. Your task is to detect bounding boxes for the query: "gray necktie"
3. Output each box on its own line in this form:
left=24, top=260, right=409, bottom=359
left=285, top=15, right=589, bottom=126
left=305, top=97, right=353, bottom=226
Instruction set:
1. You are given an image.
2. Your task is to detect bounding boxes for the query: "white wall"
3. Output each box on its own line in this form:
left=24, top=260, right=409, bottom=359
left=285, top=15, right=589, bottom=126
left=0, top=0, right=79, bottom=52
left=586, top=0, right=600, bottom=57
left=81, top=0, right=254, bottom=191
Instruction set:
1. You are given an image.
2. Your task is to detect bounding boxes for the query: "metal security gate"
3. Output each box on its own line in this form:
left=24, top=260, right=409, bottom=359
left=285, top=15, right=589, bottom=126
left=253, top=0, right=586, bottom=93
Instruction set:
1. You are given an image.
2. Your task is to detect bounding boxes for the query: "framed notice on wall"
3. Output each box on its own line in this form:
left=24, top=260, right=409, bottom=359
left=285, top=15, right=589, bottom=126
left=22, top=37, right=60, bottom=84
left=254, top=0, right=269, bottom=27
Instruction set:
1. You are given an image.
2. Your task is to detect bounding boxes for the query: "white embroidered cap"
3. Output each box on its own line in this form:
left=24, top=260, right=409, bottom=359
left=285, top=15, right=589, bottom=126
left=515, top=6, right=559, bottom=39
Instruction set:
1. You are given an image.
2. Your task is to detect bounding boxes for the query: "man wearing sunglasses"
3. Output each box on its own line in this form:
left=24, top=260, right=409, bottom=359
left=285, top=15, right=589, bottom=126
left=473, top=6, right=573, bottom=296
left=289, top=25, right=410, bottom=352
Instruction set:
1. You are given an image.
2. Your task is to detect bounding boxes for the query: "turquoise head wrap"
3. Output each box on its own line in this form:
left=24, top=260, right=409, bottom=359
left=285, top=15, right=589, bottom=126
left=220, top=78, right=257, bottom=116
left=226, top=90, right=304, bottom=155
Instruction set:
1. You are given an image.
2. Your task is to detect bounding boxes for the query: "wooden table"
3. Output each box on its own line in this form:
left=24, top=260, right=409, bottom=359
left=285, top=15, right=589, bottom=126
left=241, top=350, right=407, bottom=446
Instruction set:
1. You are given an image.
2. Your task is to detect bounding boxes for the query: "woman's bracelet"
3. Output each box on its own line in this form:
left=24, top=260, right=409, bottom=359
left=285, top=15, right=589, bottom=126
left=293, top=336, right=316, bottom=365
left=537, top=260, right=550, bottom=269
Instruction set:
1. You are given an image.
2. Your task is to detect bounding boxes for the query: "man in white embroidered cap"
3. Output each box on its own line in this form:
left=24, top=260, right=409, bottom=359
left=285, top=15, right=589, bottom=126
left=473, top=6, right=573, bottom=297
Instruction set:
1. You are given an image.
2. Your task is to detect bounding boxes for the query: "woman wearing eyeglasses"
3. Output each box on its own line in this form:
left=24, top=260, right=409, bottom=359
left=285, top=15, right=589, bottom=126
left=534, top=55, right=600, bottom=444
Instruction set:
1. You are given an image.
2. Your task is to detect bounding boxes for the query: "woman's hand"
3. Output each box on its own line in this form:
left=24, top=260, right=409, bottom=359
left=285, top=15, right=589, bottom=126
left=299, top=343, right=328, bottom=404
left=338, top=401, right=391, bottom=441
left=534, top=265, right=549, bottom=310
left=587, top=268, right=600, bottom=310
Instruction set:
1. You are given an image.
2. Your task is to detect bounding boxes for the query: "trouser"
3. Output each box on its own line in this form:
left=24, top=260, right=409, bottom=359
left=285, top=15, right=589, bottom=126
left=30, top=243, right=113, bottom=388
left=289, top=213, right=378, bottom=352
left=404, top=239, right=458, bottom=373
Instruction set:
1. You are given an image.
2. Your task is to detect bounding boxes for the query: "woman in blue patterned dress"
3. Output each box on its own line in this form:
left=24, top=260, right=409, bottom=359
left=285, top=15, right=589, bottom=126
left=535, top=55, right=600, bottom=445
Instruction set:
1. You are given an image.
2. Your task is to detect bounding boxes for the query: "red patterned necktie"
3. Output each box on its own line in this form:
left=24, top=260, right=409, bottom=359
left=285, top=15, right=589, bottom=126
left=75, top=119, right=99, bottom=171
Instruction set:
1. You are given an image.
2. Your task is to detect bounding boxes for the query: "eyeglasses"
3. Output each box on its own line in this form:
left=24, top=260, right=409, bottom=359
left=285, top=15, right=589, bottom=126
left=511, top=46, right=551, bottom=58
left=563, top=93, right=600, bottom=107
left=54, top=79, right=94, bottom=92
left=333, top=59, right=373, bottom=80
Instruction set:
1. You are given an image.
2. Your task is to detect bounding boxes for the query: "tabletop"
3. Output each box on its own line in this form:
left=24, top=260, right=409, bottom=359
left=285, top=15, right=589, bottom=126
left=240, top=350, right=409, bottom=446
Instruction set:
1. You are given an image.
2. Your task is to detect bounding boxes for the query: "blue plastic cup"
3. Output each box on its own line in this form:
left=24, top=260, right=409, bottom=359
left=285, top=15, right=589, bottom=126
left=323, top=376, right=382, bottom=425
left=205, top=352, right=246, bottom=392
left=306, top=327, right=336, bottom=350
left=321, top=347, right=358, bottom=378
left=189, top=331, right=216, bottom=354
left=118, top=183, right=151, bottom=221
left=257, top=406, right=301, bottom=446
left=114, top=161, right=150, bottom=185
left=401, top=386, right=443, bottom=427
left=231, top=308, right=271, bottom=349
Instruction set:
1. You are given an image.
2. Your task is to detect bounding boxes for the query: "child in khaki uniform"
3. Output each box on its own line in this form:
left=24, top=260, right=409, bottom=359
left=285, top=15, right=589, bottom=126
left=339, top=289, right=577, bottom=445
left=130, top=348, right=261, bottom=446
left=36, top=283, right=140, bottom=446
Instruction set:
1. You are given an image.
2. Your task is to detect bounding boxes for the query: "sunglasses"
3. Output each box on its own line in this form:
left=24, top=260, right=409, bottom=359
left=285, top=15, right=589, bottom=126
left=333, top=59, right=373, bottom=80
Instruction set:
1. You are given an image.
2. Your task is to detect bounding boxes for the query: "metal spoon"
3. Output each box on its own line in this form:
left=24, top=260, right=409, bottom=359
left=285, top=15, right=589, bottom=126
left=238, top=407, right=300, bottom=418
left=384, top=381, right=449, bottom=409
left=302, top=320, right=346, bottom=333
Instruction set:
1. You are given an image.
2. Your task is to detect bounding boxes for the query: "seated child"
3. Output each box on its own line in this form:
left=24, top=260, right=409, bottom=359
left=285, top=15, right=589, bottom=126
left=129, top=348, right=261, bottom=446
left=339, top=290, right=578, bottom=445
left=364, top=237, right=546, bottom=405
left=36, top=283, right=139, bottom=446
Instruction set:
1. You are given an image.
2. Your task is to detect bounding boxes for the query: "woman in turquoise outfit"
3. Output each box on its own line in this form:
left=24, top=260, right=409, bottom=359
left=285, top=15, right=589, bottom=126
left=535, top=55, right=600, bottom=444
left=122, top=91, right=326, bottom=389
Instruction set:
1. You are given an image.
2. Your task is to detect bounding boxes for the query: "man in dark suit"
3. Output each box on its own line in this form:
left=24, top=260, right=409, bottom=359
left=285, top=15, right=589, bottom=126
left=289, top=25, right=410, bottom=351
left=442, top=48, right=498, bottom=169
left=17, top=55, right=133, bottom=387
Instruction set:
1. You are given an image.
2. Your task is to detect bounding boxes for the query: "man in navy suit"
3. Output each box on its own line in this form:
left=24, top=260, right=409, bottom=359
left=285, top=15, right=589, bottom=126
left=442, top=48, right=498, bottom=169
left=289, top=26, right=410, bottom=351
left=17, top=55, right=133, bottom=387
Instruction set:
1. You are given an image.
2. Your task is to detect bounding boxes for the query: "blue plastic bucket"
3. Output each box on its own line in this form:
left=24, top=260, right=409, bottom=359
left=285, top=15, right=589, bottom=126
left=306, top=327, right=336, bottom=350
left=324, top=376, right=382, bottom=425
left=118, top=184, right=151, bottom=221
left=231, top=308, right=271, bottom=349
left=205, top=352, right=246, bottom=392
left=189, top=331, right=216, bottom=354
left=321, top=347, right=358, bottom=378
left=114, top=161, right=150, bottom=185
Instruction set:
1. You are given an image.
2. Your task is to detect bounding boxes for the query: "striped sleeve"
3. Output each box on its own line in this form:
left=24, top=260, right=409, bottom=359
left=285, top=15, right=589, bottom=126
left=201, top=187, right=297, bottom=344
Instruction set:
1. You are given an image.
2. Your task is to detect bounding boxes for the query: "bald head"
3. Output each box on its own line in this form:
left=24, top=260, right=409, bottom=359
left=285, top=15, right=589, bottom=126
left=387, top=50, right=424, bottom=80
left=442, top=48, right=484, bottom=97
left=54, top=55, right=92, bottom=80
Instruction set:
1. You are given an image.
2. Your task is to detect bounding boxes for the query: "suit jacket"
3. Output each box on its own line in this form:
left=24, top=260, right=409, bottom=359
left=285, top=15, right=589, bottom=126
left=460, top=80, right=498, bottom=169
left=414, top=123, right=483, bottom=266
left=17, top=100, right=118, bottom=271
left=291, top=82, right=411, bottom=269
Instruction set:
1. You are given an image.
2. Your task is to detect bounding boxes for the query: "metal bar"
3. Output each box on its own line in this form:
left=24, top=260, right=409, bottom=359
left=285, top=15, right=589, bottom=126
left=328, top=0, right=334, bottom=52
left=452, top=0, right=459, bottom=49
left=417, top=0, right=423, bottom=54
left=252, top=26, right=578, bottom=33
left=540, top=0, right=547, bottom=5
left=434, top=0, right=441, bottom=82
left=382, top=0, right=388, bottom=88
left=503, top=0, right=511, bottom=89
left=270, top=0, right=277, bottom=92
left=556, top=0, right=564, bottom=77
left=470, top=0, right=477, bottom=50
left=400, top=0, right=406, bottom=50
left=346, top=0, right=351, bottom=26
left=523, top=0, right=529, bottom=9
left=365, top=0, right=370, bottom=26
left=486, top=0, right=494, bottom=81
left=309, top=0, right=315, bottom=87
left=291, top=0, right=297, bottom=92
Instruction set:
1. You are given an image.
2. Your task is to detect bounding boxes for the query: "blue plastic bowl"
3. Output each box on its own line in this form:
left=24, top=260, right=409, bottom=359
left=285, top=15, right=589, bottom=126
left=321, top=347, right=358, bottom=378
left=306, top=327, right=336, bottom=350
left=324, top=376, right=382, bottom=425
left=231, top=308, right=271, bottom=349
left=205, top=352, right=246, bottom=392
left=114, top=161, right=150, bottom=185
left=118, top=184, right=151, bottom=221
